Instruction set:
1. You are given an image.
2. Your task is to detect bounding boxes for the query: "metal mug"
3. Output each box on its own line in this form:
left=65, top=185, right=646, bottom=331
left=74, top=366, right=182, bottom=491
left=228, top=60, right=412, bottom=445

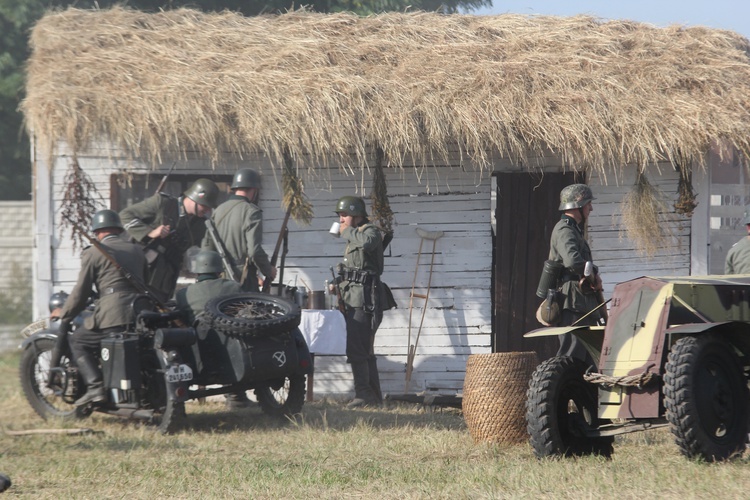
left=329, top=221, right=341, bottom=237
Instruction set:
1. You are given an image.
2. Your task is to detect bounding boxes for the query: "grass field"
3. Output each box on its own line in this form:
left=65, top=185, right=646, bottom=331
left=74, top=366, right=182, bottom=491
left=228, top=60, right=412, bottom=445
left=1, top=350, right=748, bottom=499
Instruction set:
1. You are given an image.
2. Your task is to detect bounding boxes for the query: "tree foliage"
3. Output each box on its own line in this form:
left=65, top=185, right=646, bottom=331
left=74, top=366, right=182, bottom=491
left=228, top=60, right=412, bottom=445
left=0, top=0, right=490, bottom=201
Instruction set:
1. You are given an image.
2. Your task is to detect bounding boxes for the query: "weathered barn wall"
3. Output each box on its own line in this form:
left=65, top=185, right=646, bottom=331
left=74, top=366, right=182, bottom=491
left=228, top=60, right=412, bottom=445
left=33, top=136, right=696, bottom=398
left=33, top=142, right=493, bottom=398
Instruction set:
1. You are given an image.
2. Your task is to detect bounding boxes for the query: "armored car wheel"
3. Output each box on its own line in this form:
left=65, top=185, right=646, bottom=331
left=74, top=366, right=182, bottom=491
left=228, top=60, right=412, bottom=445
left=526, top=356, right=614, bottom=458
left=19, top=338, right=89, bottom=421
left=255, top=374, right=306, bottom=417
left=664, top=335, right=748, bottom=461
left=204, top=293, right=301, bottom=338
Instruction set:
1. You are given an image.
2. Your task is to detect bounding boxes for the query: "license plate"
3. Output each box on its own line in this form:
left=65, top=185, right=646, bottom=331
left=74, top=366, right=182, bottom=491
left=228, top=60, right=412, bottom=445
left=166, top=364, right=193, bottom=383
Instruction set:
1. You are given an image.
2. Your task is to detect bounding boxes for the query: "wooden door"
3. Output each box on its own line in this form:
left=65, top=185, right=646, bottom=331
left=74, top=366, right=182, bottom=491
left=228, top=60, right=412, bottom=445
left=492, top=172, right=578, bottom=360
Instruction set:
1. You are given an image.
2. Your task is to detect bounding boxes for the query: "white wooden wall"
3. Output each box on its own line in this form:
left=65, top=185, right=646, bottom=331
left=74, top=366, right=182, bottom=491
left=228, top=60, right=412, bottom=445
left=33, top=143, right=493, bottom=399
left=588, top=163, right=692, bottom=296
left=32, top=139, right=695, bottom=399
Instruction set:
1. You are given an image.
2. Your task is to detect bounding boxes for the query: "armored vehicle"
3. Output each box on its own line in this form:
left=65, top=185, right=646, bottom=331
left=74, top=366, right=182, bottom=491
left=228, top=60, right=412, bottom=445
left=525, top=275, right=750, bottom=461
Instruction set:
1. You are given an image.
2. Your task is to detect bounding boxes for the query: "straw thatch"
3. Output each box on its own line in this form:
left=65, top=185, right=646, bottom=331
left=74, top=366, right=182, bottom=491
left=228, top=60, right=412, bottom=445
left=22, top=7, right=750, bottom=176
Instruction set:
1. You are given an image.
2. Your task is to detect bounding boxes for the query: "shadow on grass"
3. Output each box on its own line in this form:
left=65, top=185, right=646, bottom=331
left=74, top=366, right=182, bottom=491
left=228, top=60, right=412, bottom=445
left=175, top=399, right=466, bottom=434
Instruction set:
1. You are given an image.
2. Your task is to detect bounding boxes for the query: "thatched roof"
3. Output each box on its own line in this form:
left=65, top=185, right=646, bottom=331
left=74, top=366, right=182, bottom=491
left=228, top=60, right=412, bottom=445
left=22, top=7, right=750, bottom=174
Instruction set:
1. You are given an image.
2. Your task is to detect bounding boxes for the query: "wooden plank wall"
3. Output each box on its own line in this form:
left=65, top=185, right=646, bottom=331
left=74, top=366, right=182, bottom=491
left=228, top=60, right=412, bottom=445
left=35, top=143, right=689, bottom=400
left=39, top=145, right=494, bottom=399
left=588, top=163, right=691, bottom=295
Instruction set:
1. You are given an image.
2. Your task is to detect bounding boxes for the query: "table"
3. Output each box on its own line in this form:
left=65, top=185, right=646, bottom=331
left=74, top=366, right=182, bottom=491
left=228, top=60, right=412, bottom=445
left=299, top=309, right=347, bottom=355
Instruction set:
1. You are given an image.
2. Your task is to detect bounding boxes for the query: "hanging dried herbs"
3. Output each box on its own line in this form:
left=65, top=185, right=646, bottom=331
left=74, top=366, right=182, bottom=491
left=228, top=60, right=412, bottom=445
left=370, top=147, right=394, bottom=234
left=59, top=157, right=103, bottom=252
left=620, top=169, right=672, bottom=257
left=282, top=150, right=313, bottom=225
left=674, top=163, right=698, bottom=216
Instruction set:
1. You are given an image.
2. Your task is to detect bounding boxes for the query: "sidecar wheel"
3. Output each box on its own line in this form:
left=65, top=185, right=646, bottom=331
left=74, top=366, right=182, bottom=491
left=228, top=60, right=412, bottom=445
left=204, top=293, right=301, bottom=338
left=255, top=374, right=306, bottom=417
left=19, top=338, right=89, bottom=421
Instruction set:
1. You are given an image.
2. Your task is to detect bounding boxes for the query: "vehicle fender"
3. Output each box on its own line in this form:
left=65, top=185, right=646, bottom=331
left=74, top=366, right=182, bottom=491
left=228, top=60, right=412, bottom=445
left=20, top=329, right=59, bottom=350
left=525, top=325, right=606, bottom=363
left=155, top=350, right=191, bottom=403
left=523, top=325, right=605, bottom=338
left=664, top=321, right=738, bottom=335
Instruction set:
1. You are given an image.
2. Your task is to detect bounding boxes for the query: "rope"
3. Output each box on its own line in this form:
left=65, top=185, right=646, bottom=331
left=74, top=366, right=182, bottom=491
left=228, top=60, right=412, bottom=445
left=583, top=369, right=657, bottom=389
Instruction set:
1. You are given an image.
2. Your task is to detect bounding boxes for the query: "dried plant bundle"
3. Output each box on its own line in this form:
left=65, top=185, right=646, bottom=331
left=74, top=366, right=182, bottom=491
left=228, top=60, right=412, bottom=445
left=620, top=171, right=673, bottom=257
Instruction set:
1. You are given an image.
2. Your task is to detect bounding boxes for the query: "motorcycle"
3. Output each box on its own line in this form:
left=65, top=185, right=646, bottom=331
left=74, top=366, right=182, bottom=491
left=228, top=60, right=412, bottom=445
left=19, top=292, right=312, bottom=433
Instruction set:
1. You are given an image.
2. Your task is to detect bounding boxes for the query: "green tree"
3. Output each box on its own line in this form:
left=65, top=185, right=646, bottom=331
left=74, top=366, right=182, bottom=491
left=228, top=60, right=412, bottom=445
left=0, top=0, right=491, bottom=201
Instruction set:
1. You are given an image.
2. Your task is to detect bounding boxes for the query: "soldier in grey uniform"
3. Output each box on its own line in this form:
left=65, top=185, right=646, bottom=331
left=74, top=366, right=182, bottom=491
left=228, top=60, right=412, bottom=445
left=54, top=210, right=147, bottom=407
left=201, top=168, right=276, bottom=292
left=548, top=184, right=604, bottom=362
left=120, top=178, right=219, bottom=302
left=175, top=249, right=247, bottom=408
left=725, top=205, right=750, bottom=274
left=332, top=196, right=385, bottom=408
left=175, top=250, right=243, bottom=325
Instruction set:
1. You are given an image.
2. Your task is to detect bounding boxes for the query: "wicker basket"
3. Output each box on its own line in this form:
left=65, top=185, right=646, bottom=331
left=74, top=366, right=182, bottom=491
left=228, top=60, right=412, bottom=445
left=462, top=352, right=538, bottom=444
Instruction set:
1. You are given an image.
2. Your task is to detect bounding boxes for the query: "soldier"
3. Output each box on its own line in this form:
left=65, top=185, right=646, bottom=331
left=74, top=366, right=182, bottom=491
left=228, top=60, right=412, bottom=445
left=547, top=184, right=604, bottom=362
left=52, top=210, right=146, bottom=407
left=175, top=250, right=242, bottom=325
left=201, top=168, right=276, bottom=291
left=175, top=249, right=247, bottom=408
left=332, top=196, right=385, bottom=408
left=725, top=205, right=750, bottom=274
left=120, top=178, right=219, bottom=302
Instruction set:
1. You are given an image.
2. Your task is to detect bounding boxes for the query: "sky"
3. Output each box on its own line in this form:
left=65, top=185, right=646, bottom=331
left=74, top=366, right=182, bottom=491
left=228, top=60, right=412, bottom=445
left=470, top=1, right=750, bottom=39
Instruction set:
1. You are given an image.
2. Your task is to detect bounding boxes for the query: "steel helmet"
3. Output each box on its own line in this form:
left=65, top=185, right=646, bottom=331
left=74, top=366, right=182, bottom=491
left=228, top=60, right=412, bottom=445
left=744, top=205, right=750, bottom=225
left=335, top=196, right=368, bottom=217
left=231, top=169, right=262, bottom=190
left=559, top=184, right=596, bottom=211
left=192, top=250, right=223, bottom=274
left=91, top=209, right=124, bottom=232
left=184, top=179, right=219, bottom=209
left=49, top=290, right=69, bottom=312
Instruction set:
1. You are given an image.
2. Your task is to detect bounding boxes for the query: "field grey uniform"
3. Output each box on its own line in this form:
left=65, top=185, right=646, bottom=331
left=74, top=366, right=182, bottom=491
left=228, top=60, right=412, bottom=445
left=202, top=194, right=272, bottom=292
left=548, top=215, right=602, bottom=360
left=176, top=276, right=242, bottom=325
left=725, top=206, right=750, bottom=275
left=61, top=232, right=146, bottom=405
left=336, top=220, right=385, bottom=406
left=726, top=238, right=750, bottom=274
left=120, top=193, right=206, bottom=301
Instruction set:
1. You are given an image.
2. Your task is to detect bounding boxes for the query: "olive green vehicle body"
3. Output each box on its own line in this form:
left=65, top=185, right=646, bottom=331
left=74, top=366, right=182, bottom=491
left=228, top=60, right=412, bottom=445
left=526, top=275, right=750, bottom=425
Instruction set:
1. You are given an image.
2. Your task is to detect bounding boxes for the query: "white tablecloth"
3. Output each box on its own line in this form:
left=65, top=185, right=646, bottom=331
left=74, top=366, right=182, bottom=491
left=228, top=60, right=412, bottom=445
left=299, top=309, right=347, bottom=355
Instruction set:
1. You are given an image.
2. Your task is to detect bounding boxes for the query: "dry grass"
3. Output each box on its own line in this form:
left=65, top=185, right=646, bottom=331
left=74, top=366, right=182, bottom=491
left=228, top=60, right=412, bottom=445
left=22, top=7, right=750, bottom=176
left=2, top=350, right=750, bottom=498
left=620, top=170, right=674, bottom=257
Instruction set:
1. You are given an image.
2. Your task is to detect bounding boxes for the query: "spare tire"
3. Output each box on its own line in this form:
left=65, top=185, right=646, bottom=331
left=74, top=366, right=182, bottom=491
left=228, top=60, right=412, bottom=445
left=203, top=293, right=301, bottom=338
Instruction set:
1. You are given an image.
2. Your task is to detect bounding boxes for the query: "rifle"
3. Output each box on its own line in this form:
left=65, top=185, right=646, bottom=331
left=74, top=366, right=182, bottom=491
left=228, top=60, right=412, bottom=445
left=154, top=161, right=177, bottom=194
left=204, top=219, right=237, bottom=282
left=330, top=266, right=346, bottom=314
left=66, top=216, right=168, bottom=311
left=261, top=208, right=292, bottom=293
left=582, top=261, right=608, bottom=323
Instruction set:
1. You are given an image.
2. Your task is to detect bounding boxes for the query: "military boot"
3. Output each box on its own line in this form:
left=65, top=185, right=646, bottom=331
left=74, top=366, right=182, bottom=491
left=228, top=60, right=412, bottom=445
left=74, top=355, right=106, bottom=407
left=347, top=361, right=379, bottom=408
left=367, top=356, right=383, bottom=405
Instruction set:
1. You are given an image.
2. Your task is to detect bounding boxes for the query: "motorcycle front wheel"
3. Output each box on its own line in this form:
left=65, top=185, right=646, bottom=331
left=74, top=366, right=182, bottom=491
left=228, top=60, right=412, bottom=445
left=19, top=338, right=89, bottom=421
